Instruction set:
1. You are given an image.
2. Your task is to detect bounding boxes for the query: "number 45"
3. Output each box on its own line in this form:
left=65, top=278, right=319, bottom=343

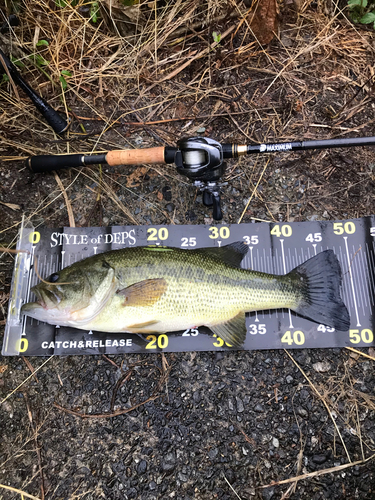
left=305, top=233, right=322, bottom=242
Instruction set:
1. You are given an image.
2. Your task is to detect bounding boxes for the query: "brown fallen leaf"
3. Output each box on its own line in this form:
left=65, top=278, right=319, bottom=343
left=0, top=201, right=21, bottom=211
left=250, top=0, right=279, bottom=45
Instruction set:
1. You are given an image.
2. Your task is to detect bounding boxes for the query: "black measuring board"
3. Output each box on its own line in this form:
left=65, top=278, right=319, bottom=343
left=3, top=217, right=375, bottom=356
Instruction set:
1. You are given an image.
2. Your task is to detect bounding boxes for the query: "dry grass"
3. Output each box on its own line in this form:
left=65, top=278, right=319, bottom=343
left=1, top=0, right=375, bottom=498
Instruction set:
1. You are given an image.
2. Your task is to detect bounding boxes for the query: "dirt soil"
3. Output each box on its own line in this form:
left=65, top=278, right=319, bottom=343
left=1, top=0, right=375, bottom=499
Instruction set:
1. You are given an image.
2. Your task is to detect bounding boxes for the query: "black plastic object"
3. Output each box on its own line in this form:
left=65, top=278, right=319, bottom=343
left=0, top=48, right=69, bottom=134
left=175, top=137, right=223, bottom=179
left=245, top=137, right=375, bottom=155
left=174, top=138, right=226, bottom=221
left=27, top=153, right=107, bottom=173
left=0, top=14, right=20, bottom=34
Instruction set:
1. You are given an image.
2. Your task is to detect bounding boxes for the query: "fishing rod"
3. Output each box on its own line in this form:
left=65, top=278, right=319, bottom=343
left=0, top=48, right=69, bottom=134
left=26, top=135, right=375, bottom=220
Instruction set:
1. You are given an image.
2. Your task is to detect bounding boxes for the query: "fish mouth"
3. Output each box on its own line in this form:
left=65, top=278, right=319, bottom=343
left=21, top=286, right=66, bottom=325
left=21, top=300, right=70, bottom=325
left=32, top=286, right=62, bottom=309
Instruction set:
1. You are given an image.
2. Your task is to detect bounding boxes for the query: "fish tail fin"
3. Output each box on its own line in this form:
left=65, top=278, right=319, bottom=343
left=288, top=250, right=350, bottom=331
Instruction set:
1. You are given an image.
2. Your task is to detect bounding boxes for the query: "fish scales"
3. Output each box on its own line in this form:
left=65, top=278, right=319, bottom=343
left=21, top=243, right=350, bottom=346
left=100, top=247, right=299, bottom=327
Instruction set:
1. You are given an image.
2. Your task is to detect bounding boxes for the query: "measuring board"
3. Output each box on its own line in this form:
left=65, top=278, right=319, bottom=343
left=3, top=217, right=375, bottom=356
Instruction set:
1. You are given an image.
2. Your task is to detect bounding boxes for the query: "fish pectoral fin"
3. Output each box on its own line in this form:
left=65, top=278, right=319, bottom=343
left=210, top=311, right=247, bottom=347
left=117, top=278, right=167, bottom=307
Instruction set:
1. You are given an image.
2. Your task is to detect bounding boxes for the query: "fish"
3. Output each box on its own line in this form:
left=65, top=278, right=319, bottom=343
left=21, top=243, right=350, bottom=346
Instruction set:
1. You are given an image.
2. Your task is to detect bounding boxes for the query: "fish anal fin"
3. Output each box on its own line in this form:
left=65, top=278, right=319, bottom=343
left=117, top=278, right=167, bottom=307
left=210, top=311, right=247, bottom=347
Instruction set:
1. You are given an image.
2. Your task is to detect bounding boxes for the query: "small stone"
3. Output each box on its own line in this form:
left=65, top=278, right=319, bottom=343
left=162, top=185, right=172, bottom=201
left=312, top=454, right=328, bottom=464
left=149, top=481, right=157, bottom=490
left=137, top=460, right=147, bottom=474
left=165, top=203, right=175, bottom=213
left=225, top=469, right=235, bottom=484
left=262, top=487, right=275, bottom=500
left=286, top=375, right=293, bottom=384
left=236, top=396, right=244, bottom=413
left=313, top=361, right=331, bottom=373
left=272, top=437, right=279, bottom=448
left=208, top=448, right=218, bottom=460
left=161, top=452, right=176, bottom=473
left=254, top=404, right=264, bottom=413
left=177, top=471, right=189, bottom=482
left=297, top=407, right=308, bottom=418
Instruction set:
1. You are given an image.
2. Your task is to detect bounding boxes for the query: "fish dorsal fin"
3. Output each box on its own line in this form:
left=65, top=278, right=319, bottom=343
left=210, top=311, right=247, bottom=347
left=198, top=241, right=248, bottom=268
left=117, top=278, right=167, bottom=307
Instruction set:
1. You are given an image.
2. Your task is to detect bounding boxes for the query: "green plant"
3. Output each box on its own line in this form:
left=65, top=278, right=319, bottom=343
left=212, top=31, right=221, bottom=43
left=347, top=0, right=375, bottom=27
left=59, top=70, right=72, bottom=90
left=90, top=1, right=100, bottom=22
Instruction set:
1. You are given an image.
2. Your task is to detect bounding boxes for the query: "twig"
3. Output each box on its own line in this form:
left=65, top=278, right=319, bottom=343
left=24, top=393, right=45, bottom=500
left=346, top=347, right=375, bottom=362
left=0, top=483, right=41, bottom=500
left=54, top=394, right=160, bottom=419
left=259, top=453, right=375, bottom=489
left=0, top=357, right=54, bottom=405
left=22, top=356, right=39, bottom=383
left=223, top=473, right=243, bottom=500
left=54, top=172, right=75, bottom=228
left=237, top=159, right=270, bottom=224
left=110, top=368, right=134, bottom=412
left=284, top=350, right=352, bottom=462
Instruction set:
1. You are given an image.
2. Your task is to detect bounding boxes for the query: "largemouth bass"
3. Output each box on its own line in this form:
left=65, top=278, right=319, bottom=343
left=21, top=243, right=350, bottom=346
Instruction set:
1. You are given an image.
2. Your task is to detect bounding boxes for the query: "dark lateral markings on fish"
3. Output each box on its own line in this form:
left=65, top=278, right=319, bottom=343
left=3, top=217, right=375, bottom=356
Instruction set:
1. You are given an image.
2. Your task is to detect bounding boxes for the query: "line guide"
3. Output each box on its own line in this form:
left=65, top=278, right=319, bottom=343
left=3, top=216, right=375, bottom=356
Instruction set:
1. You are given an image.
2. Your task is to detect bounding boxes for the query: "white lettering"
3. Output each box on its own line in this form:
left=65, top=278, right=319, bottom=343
left=50, top=232, right=59, bottom=248
left=266, top=143, right=292, bottom=152
left=129, top=229, right=136, bottom=246
left=41, top=338, right=132, bottom=350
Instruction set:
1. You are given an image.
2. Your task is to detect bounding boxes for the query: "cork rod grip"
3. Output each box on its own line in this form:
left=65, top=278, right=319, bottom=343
left=106, top=147, right=166, bottom=166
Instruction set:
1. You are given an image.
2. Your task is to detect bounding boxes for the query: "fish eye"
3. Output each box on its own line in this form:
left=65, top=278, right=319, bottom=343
left=49, top=273, right=59, bottom=283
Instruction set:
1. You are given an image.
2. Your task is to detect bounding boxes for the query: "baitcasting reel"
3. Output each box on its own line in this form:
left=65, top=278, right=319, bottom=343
left=174, top=137, right=226, bottom=220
